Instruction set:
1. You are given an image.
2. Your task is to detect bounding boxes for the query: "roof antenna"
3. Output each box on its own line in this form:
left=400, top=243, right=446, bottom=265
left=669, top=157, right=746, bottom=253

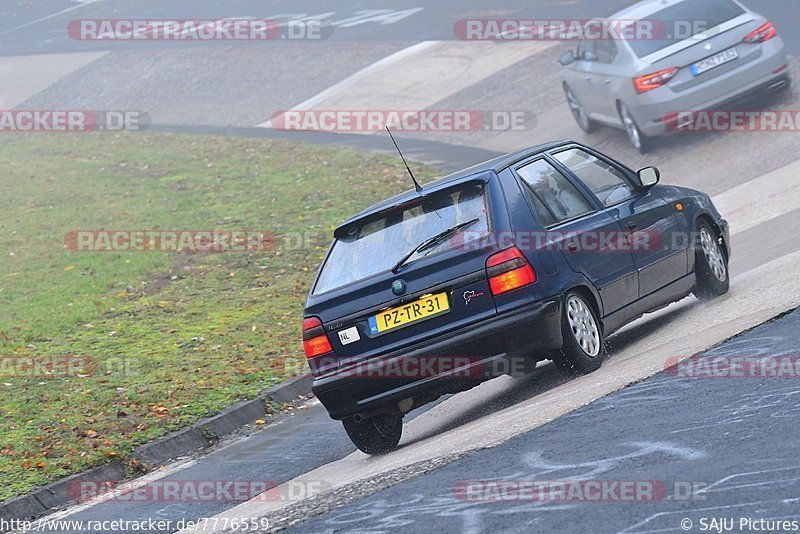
left=386, top=125, right=422, bottom=193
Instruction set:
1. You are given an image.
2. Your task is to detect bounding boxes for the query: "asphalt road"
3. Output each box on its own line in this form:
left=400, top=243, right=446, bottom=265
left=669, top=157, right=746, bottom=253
left=289, top=307, right=800, bottom=533
left=1, top=0, right=797, bottom=56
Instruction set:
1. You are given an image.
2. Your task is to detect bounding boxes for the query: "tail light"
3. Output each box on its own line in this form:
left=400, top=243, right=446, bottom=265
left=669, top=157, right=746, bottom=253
left=634, top=67, right=678, bottom=93
left=302, top=316, right=333, bottom=359
left=743, top=21, right=777, bottom=43
left=486, top=247, right=536, bottom=296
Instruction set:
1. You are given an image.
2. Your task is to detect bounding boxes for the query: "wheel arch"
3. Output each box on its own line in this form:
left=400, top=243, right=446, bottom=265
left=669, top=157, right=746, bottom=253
left=694, top=212, right=729, bottom=260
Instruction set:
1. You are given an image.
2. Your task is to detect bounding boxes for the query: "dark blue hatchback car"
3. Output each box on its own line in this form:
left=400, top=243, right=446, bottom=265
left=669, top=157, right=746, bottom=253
left=302, top=140, right=730, bottom=454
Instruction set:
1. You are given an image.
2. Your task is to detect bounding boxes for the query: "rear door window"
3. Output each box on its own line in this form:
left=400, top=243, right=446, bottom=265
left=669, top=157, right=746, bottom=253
left=313, top=185, right=490, bottom=295
left=516, top=159, right=595, bottom=227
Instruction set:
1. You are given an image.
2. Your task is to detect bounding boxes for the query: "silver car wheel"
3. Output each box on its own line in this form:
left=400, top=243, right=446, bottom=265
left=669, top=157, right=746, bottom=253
left=565, top=87, right=591, bottom=131
left=700, top=228, right=727, bottom=282
left=566, top=295, right=600, bottom=358
left=620, top=105, right=642, bottom=150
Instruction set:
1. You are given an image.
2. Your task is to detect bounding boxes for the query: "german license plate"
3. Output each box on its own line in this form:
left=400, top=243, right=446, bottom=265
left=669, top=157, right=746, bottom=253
left=368, top=293, right=450, bottom=335
left=690, top=48, right=738, bottom=76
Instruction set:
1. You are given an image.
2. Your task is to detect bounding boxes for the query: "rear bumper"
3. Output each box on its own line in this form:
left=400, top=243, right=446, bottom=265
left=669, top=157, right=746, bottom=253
left=312, top=298, right=562, bottom=420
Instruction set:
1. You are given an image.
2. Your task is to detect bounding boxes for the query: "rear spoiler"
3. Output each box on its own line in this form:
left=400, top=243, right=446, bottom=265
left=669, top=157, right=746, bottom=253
left=333, top=175, right=491, bottom=240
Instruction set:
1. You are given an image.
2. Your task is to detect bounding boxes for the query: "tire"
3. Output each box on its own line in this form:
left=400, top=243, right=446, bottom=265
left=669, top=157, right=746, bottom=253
left=618, top=103, right=652, bottom=154
left=342, top=413, right=402, bottom=455
left=693, top=221, right=730, bottom=301
left=564, top=84, right=598, bottom=133
left=552, top=292, right=606, bottom=375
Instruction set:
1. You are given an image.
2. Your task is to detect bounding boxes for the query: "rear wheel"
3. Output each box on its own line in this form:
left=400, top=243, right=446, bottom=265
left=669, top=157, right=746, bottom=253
left=619, top=103, right=651, bottom=153
left=693, top=221, right=729, bottom=301
left=342, top=413, right=402, bottom=455
left=564, top=84, right=597, bottom=133
left=552, top=292, right=606, bottom=375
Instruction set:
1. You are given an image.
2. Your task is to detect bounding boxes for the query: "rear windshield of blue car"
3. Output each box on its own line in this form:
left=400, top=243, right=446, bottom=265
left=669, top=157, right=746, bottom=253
left=626, top=0, right=745, bottom=58
left=313, top=185, right=490, bottom=295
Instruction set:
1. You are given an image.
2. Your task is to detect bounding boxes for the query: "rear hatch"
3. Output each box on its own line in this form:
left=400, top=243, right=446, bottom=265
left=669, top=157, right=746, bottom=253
left=304, top=178, right=502, bottom=375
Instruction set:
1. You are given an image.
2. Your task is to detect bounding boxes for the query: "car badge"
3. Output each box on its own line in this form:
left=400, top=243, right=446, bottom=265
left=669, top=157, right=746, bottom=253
left=391, top=280, right=406, bottom=295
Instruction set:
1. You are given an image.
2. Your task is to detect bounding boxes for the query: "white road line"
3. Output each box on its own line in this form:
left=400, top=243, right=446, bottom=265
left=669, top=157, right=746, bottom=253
left=0, top=0, right=105, bottom=37
left=259, top=41, right=439, bottom=128
left=0, top=52, right=108, bottom=109
left=261, top=40, right=556, bottom=129
left=711, top=158, right=800, bottom=234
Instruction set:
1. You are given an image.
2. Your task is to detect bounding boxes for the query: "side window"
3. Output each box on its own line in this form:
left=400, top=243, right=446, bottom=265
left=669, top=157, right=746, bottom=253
left=516, top=159, right=594, bottom=227
left=553, top=148, right=636, bottom=207
left=595, top=38, right=618, bottom=64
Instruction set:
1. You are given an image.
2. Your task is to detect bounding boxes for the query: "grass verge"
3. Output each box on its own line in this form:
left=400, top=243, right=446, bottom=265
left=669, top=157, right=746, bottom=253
left=0, top=132, right=435, bottom=501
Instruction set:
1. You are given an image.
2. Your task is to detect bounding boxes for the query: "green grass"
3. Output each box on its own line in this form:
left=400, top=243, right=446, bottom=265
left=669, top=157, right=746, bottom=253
left=0, top=132, right=436, bottom=501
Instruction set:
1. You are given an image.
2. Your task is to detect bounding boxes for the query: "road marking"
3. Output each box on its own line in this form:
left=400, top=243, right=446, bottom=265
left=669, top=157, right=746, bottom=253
left=0, top=0, right=105, bottom=36
left=0, top=52, right=108, bottom=109
left=711, top=158, right=800, bottom=234
left=259, top=41, right=439, bottom=128
left=261, top=40, right=556, bottom=129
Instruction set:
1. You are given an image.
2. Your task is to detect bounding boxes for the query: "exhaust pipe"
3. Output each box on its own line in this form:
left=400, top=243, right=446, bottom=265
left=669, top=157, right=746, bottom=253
left=769, top=79, right=787, bottom=90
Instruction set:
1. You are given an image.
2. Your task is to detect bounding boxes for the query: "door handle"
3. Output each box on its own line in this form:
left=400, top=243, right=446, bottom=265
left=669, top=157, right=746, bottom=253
left=584, top=76, right=592, bottom=82
left=568, top=242, right=578, bottom=254
left=627, top=222, right=639, bottom=231
left=603, top=79, right=611, bottom=85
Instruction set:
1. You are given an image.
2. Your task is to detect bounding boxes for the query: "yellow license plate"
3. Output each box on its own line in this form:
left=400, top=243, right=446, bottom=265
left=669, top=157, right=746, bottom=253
left=368, top=293, right=450, bottom=335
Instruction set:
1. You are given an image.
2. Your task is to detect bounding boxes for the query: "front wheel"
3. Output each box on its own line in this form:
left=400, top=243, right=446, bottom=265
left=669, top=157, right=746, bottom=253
left=564, top=84, right=597, bottom=133
left=693, top=222, right=729, bottom=301
left=552, top=292, right=606, bottom=375
left=342, top=413, right=402, bottom=455
left=619, top=103, right=651, bottom=154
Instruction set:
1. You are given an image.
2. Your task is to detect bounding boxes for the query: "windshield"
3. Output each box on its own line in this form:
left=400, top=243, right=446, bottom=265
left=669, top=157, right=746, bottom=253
left=626, top=0, right=746, bottom=58
left=313, top=185, right=490, bottom=295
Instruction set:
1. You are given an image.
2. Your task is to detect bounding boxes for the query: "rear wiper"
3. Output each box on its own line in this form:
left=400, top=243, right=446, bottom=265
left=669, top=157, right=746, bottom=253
left=391, top=218, right=480, bottom=274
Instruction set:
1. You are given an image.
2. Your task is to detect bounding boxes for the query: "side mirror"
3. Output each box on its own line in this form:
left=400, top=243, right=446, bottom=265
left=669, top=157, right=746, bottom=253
left=637, top=166, right=661, bottom=187
left=559, top=50, right=576, bottom=66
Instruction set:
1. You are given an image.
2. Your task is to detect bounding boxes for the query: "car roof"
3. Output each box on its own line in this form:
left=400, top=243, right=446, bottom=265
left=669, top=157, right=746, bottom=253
left=337, top=139, right=574, bottom=231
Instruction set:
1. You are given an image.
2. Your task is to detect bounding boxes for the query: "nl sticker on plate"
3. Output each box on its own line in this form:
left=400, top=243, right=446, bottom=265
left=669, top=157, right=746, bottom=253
left=338, top=326, right=360, bottom=345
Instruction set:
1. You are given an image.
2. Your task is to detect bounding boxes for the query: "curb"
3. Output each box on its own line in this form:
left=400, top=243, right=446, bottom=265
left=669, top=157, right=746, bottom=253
left=0, top=373, right=313, bottom=522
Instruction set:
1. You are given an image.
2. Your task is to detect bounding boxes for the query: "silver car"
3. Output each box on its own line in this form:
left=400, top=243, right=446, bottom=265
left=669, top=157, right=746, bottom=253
left=559, top=0, right=791, bottom=152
